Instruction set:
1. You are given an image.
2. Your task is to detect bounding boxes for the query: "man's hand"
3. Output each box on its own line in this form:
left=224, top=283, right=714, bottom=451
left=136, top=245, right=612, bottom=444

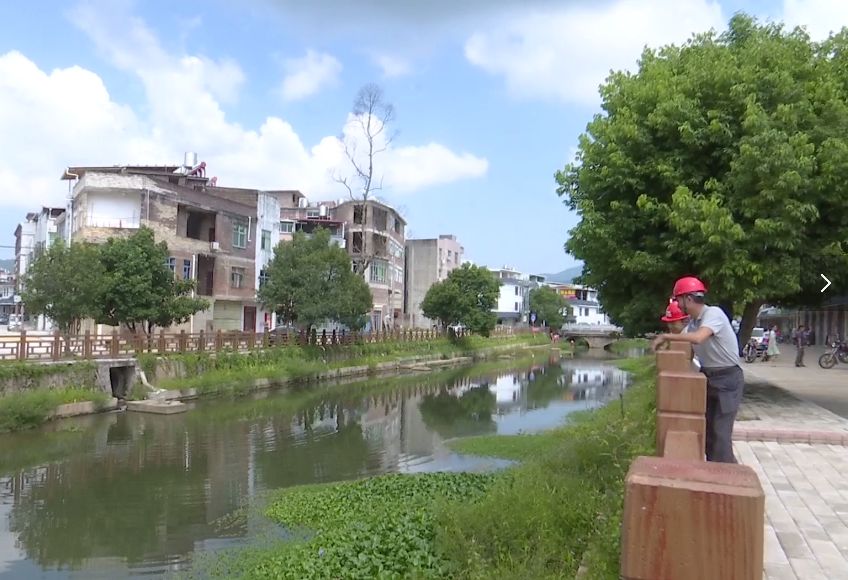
left=651, top=334, right=669, bottom=352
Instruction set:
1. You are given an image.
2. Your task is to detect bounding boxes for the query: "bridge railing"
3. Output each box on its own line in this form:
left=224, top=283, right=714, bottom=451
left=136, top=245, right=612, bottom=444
left=560, top=323, right=623, bottom=333
left=619, top=341, right=765, bottom=579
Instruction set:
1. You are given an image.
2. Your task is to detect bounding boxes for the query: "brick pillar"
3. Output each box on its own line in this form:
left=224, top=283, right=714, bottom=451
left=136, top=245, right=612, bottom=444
left=621, top=456, right=764, bottom=580
left=656, top=370, right=706, bottom=457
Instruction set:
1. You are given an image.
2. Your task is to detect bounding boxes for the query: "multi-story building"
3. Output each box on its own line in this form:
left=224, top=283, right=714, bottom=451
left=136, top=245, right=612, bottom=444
left=404, top=235, right=464, bottom=328
left=61, top=153, right=303, bottom=333
left=0, top=269, right=14, bottom=318
left=282, top=198, right=406, bottom=331
left=493, top=266, right=530, bottom=326
left=548, top=283, right=611, bottom=326
left=13, top=207, right=66, bottom=328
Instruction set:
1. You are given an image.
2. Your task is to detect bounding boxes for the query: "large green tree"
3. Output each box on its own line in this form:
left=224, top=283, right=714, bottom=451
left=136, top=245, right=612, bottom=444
left=557, top=14, right=848, bottom=340
left=22, top=242, right=103, bottom=339
left=421, top=264, right=500, bottom=336
left=529, top=286, right=569, bottom=329
left=97, top=227, right=208, bottom=334
left=258, top=228, right=372, bottom=330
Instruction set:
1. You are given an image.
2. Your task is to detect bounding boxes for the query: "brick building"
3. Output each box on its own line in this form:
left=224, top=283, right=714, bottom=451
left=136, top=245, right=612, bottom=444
left=280, top=197, right=406, bottom=330
left=61, top=154, right=303, bottom=333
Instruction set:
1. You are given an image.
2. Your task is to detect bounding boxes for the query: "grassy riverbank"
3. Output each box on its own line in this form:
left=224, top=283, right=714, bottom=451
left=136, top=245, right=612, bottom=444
left=145, top=333, right=562, bottom=397
left=608, top=338, right=650, bottom=355
left=207, top=356, right=655, bottom=579
left=0, top=387, right=110, bottom=433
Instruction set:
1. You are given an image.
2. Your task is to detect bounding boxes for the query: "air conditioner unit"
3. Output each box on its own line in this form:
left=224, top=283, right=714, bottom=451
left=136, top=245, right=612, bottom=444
left=210, top=241, right=220, bottom=251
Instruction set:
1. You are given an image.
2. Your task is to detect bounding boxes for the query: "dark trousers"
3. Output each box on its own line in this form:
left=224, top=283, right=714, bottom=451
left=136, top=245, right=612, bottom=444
left=795, top=346, right=805, bottom=366
left=701, top=366, right=744, bottom=463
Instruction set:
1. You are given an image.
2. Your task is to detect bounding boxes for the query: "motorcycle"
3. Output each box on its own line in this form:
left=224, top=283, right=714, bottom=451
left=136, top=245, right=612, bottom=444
left=743, top=337, right=764, bottom=363
left=818, top=341, right=848, bottom=369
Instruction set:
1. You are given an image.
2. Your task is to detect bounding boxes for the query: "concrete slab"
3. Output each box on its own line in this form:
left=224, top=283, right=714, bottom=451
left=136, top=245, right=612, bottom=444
left=126, top=400, right=188, bottom=415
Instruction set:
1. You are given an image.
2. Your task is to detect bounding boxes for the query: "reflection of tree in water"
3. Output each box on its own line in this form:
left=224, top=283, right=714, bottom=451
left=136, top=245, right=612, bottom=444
left=523, top=364, right=568, bottom=407
left=418, top=384, right=497, bottom=439
left=254, top=400, right=378, bottom=489
left=6, top=423, right=216, bottom=568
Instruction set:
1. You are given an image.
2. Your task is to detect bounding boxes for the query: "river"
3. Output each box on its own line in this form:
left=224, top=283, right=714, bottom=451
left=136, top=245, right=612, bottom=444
left=0, top=353, right=632, bottom=579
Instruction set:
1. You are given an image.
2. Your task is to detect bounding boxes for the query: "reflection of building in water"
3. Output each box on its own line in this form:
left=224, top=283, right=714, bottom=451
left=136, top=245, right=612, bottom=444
left=565, top=364, right=629, bottom=402
left=488, top=374, right=527, bottom=414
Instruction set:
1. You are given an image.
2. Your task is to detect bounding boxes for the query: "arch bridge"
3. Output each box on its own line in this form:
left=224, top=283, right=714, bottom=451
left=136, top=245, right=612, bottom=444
left=559, top=324, right=623, bottom=349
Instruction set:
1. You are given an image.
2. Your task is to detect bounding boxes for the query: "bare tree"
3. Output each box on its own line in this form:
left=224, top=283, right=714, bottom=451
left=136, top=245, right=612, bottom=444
left=334, top=83, right=396, bottom=276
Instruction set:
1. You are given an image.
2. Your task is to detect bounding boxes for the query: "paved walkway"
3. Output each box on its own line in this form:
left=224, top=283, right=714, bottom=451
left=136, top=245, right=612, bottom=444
left=731, top=350, right=848, bottom=579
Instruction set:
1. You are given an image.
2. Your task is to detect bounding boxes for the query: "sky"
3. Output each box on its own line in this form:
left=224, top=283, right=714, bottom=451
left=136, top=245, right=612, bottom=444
left=1, top=0, right=846, bottom=274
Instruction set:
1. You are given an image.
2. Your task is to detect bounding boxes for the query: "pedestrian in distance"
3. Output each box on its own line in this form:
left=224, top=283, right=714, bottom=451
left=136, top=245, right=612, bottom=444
left=651, top=276, right=744, bottom=464
left=794, top=325, right=807, bottom=367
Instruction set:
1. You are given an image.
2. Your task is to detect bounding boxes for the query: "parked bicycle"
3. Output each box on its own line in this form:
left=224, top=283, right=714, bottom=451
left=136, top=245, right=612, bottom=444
left=818, top=341, right=848, bottom=369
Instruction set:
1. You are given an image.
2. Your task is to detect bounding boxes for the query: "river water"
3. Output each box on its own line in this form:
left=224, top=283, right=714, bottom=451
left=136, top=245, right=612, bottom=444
left=0, top=353, right=631, bottom=579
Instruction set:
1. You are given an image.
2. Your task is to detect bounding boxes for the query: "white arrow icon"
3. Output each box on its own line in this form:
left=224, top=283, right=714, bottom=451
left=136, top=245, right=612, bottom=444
left=821, top=274, right=832, bottom=293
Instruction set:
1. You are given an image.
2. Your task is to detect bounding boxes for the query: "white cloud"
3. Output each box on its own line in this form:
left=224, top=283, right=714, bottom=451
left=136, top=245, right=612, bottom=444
left=782, top=0, right=848, bottom=39
left=0, top=2, right=487, bottom=215
left=464, top=0, right=726, bottom=105
left=280, top=50, right=342, bottom=101
left=373, top=54, right=412, bottom=78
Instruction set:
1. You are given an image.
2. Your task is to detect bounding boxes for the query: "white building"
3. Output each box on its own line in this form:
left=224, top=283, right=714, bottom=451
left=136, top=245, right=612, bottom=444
left=492, top=266, right=528, bottom=326
left=14, top=207, right=65, bottom=329
left=567, top=285, right=611, bottom=325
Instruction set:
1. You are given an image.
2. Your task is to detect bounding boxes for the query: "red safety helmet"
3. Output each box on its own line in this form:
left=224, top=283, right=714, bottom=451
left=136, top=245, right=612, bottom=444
left=672, top=276, right=707, bottom=298
left=661, top=299, right=688, bottom=323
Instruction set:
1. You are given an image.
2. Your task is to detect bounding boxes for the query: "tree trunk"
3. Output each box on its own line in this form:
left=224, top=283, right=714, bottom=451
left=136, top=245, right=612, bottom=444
left=737, top=300, right=764, bottom=352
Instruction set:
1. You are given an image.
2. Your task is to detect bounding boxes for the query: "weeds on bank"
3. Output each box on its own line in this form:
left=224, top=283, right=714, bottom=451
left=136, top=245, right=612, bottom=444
left=0, top=387, right=109, bottom=433
left=151, top=334, right=554, bottom=396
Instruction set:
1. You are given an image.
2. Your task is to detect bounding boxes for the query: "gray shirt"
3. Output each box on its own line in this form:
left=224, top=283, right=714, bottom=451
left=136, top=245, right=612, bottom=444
left=685, top=305, right=740, bottom=369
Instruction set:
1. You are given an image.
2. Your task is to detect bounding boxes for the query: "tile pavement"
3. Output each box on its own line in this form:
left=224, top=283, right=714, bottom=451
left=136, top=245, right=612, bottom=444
left=731, top=361, right=848, bottom=579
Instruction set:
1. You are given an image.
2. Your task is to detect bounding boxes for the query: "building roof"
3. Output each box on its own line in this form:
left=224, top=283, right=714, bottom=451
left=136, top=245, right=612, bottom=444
left=568, top=299, right=600, bottom=307
left=332, top=198, right=408, bottom=225
left=61, top=165, right=181, bottom=180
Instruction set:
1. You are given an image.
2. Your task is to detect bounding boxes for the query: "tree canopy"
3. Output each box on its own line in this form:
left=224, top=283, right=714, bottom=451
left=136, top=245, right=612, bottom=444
left=529, top=286, right=569, bottom=329
left=258, top=228, right=373, bottom=330
left=421, top=264, right=500, bottom=336
left=97, top=227, right=208, bottom=333
left=557, top=14, right=848, bottom=338
left=22, top=242, right=103, bottom=336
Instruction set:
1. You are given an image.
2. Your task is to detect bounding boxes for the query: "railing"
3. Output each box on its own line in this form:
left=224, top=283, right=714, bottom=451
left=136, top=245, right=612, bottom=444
left=0, top=326, right=518, bottom=362
left=619, top=341, right=765, bottom=579
left=560, top=323, right=623, bottom=334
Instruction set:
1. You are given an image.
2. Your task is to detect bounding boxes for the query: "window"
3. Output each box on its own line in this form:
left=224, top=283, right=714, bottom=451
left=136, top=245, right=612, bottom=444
left=370, top=260, right=388, bottom=284
left=448, top=250, right=453, bottom=261
left=353, top=205, right=365, bottom=224
left=280, top=221, right=294, bottom=233
left=352, top=232, right=364, bottom=253
left=515, top=302, right=519, bottom=311
left=394, top=219, right=401, bottom=234
left=394, top=267, right=403, bottom=283
left=182, top=259, right=192, bottom=280
left=165, top=257, right=176, bottom=273
left=306, top=209, right=320, bottom=218
left=233, top=221, right=248, bottom=248
left=261, top=229, right=271, bottom=250
left=259, top=269, right=270, bottom=288
left=514, top=286, right=519, bottom=296
left=231, top=267, right=245, bottom=288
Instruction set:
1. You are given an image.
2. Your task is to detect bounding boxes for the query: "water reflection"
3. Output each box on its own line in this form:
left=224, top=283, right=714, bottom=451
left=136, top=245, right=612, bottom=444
left=0, top=356, right=630, bottom=578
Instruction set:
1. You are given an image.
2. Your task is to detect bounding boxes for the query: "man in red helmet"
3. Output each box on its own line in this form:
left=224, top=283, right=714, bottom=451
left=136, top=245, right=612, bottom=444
left=652, top=276, right=744, bottom=463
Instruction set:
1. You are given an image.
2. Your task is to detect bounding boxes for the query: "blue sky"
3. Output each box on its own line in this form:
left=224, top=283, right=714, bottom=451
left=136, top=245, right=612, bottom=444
left=0, top=0, right=843, bottom=273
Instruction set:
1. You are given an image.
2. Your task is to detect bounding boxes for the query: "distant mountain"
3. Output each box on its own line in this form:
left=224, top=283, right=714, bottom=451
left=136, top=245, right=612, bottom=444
left=0, top=259, right=13, bottom=272
left=543, top=265, right=583, bottom=284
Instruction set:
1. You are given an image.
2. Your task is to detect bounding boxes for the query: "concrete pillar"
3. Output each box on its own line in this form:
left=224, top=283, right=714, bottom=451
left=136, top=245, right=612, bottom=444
left=621, top=456, right=765, bottom=580
left=656, top=371, right=706, bottom=415
left=657, top=411, right=705, bottom=457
